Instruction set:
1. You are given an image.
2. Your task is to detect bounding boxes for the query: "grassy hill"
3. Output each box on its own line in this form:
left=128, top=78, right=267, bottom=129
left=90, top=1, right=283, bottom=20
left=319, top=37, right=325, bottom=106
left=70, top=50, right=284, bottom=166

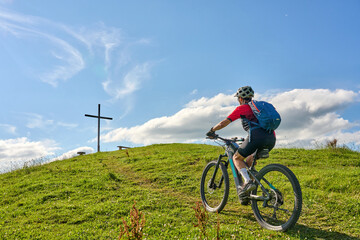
left=0, top=143, right=359, bottom=239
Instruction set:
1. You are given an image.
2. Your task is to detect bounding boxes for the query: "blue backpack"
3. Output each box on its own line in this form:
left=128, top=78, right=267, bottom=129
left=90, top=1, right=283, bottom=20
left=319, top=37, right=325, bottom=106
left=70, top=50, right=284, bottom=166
left=248, top=100, right=281, bottom=132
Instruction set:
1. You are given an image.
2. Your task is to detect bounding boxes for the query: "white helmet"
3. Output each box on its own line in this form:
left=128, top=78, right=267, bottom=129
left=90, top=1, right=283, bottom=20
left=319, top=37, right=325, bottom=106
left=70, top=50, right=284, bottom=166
left=234, top=86, right=254, bottom=98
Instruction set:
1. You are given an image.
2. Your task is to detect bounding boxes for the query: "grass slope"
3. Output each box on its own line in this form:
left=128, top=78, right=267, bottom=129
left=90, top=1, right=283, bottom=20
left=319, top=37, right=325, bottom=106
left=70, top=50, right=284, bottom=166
left=0, top=144, right=359, bottom=239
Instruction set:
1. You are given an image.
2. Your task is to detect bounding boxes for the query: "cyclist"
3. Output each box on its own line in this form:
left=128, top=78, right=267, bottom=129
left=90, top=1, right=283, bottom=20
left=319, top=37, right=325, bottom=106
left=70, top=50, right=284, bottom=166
left=206, top=86, right=276, bottom=202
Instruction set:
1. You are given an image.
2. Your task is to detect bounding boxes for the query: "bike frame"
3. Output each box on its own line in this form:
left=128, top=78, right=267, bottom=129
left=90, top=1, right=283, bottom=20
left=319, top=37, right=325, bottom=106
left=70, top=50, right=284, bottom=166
left=203, top=135, right=303, bottom=231
left=211, top=136, right=273, bottom=204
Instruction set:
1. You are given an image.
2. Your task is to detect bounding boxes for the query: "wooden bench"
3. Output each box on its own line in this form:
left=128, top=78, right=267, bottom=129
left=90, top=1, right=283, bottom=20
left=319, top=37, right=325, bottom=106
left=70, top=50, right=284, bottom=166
left=77, top=151, right=86, bottom=156
left=117, top=146, right=131, bottom=150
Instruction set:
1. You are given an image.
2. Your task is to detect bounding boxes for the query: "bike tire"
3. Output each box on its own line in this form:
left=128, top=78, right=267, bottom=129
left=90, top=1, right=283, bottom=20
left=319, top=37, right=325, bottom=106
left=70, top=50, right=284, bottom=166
left=251, top=164, right=302, bottom=231
left=200, top=160, right=229, bottom=213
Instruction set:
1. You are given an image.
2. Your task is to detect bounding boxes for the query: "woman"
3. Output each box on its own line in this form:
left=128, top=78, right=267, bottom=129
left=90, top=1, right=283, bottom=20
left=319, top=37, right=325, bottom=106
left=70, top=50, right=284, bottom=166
left=206, top=86, right=276, bottom=202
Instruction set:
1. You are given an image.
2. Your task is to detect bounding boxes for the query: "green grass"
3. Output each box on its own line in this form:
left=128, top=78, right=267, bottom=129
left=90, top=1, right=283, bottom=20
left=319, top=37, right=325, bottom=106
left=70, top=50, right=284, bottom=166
left=0, top=144, right=359, bottom=239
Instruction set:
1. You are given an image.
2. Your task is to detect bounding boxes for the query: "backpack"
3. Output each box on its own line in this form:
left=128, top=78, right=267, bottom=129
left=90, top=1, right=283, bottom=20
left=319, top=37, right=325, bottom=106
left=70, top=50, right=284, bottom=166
left=248, top=100, right=281, bottom=132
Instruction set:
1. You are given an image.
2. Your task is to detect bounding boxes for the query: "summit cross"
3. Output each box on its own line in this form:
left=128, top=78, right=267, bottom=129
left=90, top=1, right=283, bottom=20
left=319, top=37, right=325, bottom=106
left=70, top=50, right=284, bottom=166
left=85, top=104, right=113, bottom=152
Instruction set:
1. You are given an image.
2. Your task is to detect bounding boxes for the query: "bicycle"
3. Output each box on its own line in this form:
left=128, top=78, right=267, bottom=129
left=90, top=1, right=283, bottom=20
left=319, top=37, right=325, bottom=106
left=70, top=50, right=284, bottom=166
left=200, top=135, right=302, bottom=231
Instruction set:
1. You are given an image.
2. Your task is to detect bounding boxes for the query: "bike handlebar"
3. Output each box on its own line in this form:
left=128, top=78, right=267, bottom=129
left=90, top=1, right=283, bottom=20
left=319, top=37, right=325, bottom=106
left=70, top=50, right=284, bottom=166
left=206, top=135, right=245, bottom=143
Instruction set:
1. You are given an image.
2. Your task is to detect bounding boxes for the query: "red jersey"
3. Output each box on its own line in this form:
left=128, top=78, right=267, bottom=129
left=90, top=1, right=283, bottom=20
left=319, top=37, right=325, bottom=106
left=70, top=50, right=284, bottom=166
left=227, top=104, right=258, bottom=132
left=227, top=104, right=276, bottom=137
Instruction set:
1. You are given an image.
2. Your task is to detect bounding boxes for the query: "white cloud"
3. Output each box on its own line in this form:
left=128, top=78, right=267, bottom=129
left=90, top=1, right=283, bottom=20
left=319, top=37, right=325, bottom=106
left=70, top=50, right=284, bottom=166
left=101, top=89, right=360, bottom=148
left=311, top=130, right=360, bottom=148
left=101, top=93, right=243, bottom=145
left=269, top=89, right=359, bottom=147
left=50, top=146, right=94, bottom=161
left=0, top=138, right=94, bottom=173
left=0, top=137, right=59, bottom=172
left=0, top=137, right=58, bottom=160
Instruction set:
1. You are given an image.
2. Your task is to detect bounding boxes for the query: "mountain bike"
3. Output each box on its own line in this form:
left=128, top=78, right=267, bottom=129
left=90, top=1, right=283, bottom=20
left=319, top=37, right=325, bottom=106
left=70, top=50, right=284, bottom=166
left=200, top=135, right=302, bottom=231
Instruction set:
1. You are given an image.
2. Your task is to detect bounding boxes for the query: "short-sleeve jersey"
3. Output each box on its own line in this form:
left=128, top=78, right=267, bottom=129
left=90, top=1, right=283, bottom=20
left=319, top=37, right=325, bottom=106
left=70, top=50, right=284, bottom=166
left=227, top=104, right=258, bottom=132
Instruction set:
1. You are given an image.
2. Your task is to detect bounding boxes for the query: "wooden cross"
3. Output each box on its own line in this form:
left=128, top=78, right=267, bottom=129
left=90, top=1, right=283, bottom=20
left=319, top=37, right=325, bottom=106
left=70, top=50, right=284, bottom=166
left=85, top=104, right=113, bottom=152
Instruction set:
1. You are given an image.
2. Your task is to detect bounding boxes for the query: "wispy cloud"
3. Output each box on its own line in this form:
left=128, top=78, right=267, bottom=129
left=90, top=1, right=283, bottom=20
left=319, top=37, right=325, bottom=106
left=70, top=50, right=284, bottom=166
left=101, top=89, right=360, bottom=148
left=0, top=0, right=14, bottom=4
left=57, top=122, right=78, bottom=129
left=0, top=123, right=16, bottom=134
left=190, top=89, right=198, bottom=95
left=25, top=113, right=54, bottom=129
left=62, top=22, right=154, bottom=103
left=0, top=8, right=154, bottom=107
left=72, top=23, right=154, bottom=102
left=0, top=9, right=85, bottom=87
left=38, top=35, right=85, bottom=87
left=102, top=62, right=152, bottom=100
left=24, top=113, right=78, bottom=130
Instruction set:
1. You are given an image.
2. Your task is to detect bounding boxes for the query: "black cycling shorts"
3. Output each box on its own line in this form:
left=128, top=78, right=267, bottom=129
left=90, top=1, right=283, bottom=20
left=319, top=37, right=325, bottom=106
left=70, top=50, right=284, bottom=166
left=237, top=128, right=276, bottom=158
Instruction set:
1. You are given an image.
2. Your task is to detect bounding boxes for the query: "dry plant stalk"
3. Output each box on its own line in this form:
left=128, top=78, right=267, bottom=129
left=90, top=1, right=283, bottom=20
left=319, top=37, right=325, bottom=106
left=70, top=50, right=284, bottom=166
left=327, top=139, right=338, bottom=149
left=119, top=201, right=146, bottom=240
left=216, top=211, right=220, bottom=240
left=193, top=201, right=209, bottom=240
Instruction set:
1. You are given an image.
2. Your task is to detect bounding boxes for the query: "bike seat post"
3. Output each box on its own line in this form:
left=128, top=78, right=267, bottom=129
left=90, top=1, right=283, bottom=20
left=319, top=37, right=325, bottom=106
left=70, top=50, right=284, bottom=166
left=247, top=149, right=259, bottom=171
left=248, top=157, right=257, bottom=171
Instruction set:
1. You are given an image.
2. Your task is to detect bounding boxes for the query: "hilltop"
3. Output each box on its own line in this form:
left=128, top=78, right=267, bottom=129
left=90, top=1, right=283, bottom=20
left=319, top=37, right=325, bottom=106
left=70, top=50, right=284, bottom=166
left=0, top=144, right=359, bottom=239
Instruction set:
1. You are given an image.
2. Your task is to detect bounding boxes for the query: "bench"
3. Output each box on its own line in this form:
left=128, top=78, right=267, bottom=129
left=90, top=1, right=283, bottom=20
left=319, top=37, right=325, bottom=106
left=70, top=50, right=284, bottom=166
left=117, top=146, right=131, bottom=150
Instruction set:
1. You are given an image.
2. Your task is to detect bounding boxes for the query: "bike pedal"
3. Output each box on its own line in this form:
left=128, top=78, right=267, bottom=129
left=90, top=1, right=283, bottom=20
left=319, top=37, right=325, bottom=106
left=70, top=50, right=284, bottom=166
left=239, top=195, right=250, bottom=205
left=240, top=199, right=250, bottom=206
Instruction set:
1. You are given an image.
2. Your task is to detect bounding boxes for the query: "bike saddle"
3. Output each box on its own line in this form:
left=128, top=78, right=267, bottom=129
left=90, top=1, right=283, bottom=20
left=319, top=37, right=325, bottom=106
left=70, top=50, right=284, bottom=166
left=255, top=149, right=269, bottom=159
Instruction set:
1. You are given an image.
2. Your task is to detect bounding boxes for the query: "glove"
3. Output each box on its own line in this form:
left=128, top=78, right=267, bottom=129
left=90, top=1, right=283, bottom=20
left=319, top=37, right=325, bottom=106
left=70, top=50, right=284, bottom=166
left=206, top=128, right=217, bottom=139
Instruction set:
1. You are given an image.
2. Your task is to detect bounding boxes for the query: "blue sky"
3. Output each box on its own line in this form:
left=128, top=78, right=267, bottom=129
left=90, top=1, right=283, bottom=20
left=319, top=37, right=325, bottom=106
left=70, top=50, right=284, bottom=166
left=0, top=0, right=359, bottom=172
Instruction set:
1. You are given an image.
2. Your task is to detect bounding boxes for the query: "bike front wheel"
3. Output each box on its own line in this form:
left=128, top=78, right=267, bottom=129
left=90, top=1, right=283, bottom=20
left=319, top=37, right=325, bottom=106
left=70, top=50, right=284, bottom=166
left=251, top=164, right=302, bottom=231
left=200, top=160, right=229, bottom=213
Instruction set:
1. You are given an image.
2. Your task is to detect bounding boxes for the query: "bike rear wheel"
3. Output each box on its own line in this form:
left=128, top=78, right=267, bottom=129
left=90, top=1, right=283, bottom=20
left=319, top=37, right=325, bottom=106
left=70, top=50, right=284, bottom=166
left=251, top=164, right=302, bottom=231
left=200, top=160, right=229, bottom=213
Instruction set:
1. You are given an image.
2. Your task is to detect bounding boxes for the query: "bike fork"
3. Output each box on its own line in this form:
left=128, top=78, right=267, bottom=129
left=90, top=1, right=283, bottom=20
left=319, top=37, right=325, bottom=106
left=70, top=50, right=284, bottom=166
left=209, top=154, right=227, bottom=188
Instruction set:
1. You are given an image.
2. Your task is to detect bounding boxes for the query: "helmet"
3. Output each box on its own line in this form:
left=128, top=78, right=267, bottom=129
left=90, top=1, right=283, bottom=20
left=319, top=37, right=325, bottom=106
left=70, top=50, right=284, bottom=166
left=234, top=86, right=254, bottom=98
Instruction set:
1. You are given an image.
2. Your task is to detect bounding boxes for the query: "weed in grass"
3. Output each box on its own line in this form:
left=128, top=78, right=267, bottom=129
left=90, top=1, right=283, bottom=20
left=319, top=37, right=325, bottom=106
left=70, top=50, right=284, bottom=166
left=216, top=211, right=220, bottom=240
left=326, top=138, right=338, bottom=149
left=119, top=201, right=146, bottom=240
left=193, top=201, right=209, bottom=240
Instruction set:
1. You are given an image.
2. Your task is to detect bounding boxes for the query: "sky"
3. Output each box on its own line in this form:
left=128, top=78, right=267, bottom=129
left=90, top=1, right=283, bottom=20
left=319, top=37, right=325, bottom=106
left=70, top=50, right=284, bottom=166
left=0, top=0, right=360, bottom=172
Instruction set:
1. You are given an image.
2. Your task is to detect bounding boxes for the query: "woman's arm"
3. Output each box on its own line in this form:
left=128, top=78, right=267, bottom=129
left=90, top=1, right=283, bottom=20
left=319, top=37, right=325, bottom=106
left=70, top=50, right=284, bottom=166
left=212, top=118, right=231, bottom=131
